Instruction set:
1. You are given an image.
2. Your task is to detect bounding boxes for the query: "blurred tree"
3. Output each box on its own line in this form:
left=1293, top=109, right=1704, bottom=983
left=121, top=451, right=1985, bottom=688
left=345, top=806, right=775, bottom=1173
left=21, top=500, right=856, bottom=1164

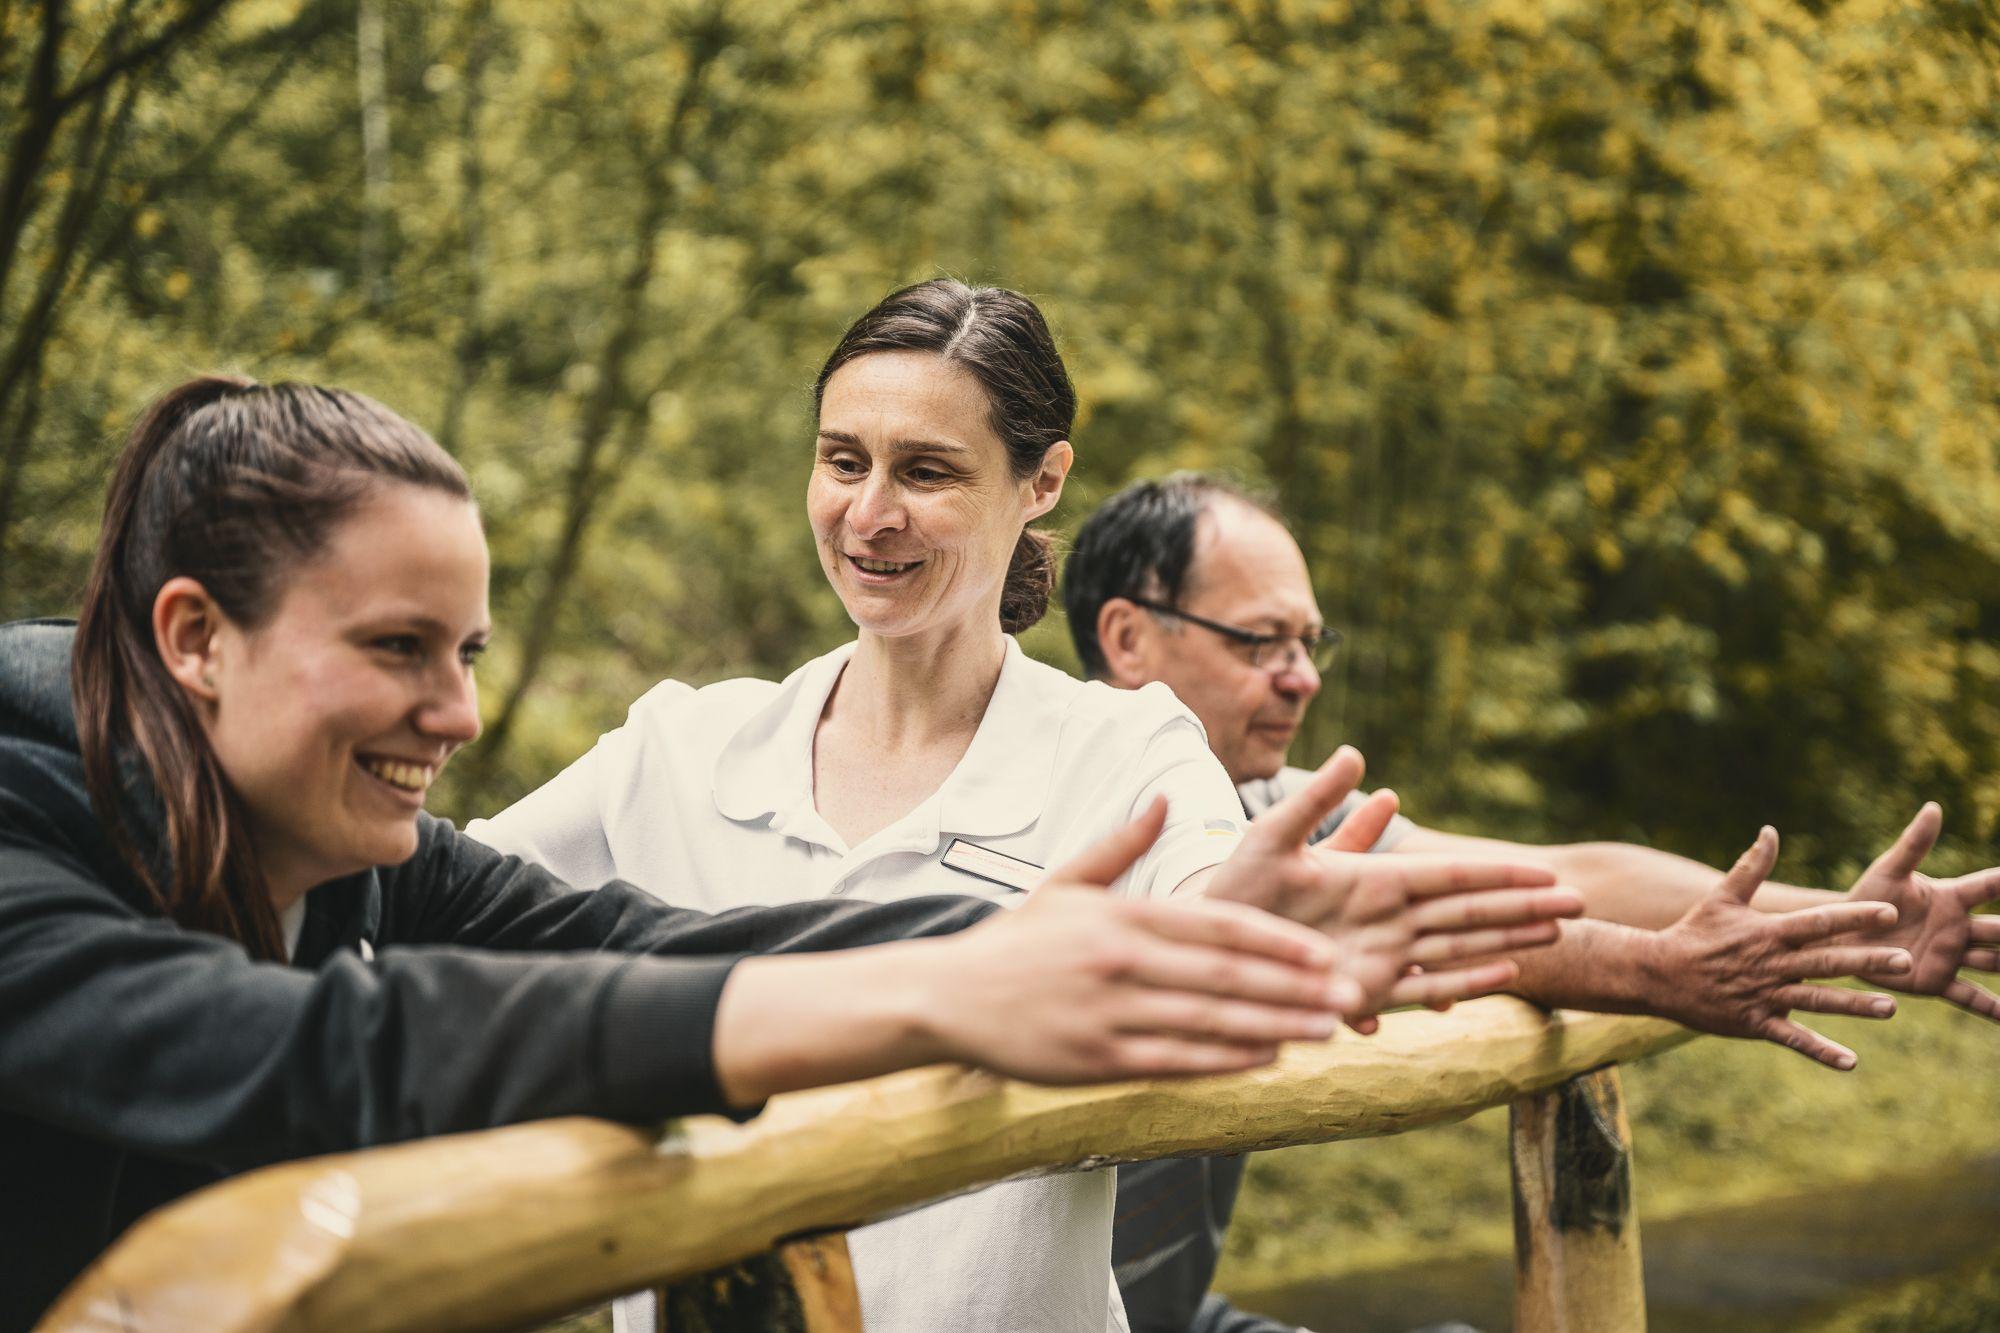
left=3, top=0, right=1999, bottom=886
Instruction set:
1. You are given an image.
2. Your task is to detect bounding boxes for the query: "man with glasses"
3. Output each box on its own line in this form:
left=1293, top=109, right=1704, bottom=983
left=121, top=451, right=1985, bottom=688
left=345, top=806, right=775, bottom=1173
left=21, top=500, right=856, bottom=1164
left=1063, top=473, right=2000, bottom=1333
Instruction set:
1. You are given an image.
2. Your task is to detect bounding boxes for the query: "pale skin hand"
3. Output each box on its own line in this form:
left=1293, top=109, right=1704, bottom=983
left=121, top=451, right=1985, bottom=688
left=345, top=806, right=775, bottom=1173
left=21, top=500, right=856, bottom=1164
left=1639, top=827, right=1913, bottom=1070
left=711, top=799, right=1348, bottom=1106
left=1187, top=747, right=1584, bottom=1020
left=1840, top=802, right=2000, bottom=1021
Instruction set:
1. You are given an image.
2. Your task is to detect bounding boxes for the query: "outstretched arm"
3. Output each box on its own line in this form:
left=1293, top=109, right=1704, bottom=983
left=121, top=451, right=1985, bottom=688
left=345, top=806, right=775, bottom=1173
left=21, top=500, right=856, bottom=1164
left=714, top=799, right=1350, bottom=1103
left=1392, top=826, right=1826, bottom=928
left=1181, top=747, right=1585, bottom=1019
left=1391, top=804, right=2000, bottom=1026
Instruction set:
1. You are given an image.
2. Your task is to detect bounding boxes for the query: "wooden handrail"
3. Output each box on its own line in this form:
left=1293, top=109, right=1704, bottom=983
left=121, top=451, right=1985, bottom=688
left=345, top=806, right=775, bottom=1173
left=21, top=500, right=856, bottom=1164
left=38, top=999, right=1691, bottom=1332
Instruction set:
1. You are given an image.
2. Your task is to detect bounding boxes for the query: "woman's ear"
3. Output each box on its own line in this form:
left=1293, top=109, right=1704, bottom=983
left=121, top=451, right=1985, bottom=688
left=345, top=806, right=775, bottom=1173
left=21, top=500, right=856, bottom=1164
left=152, top=576, right=224, bottom=703
left=1023, top=440, right=1073, bottom=523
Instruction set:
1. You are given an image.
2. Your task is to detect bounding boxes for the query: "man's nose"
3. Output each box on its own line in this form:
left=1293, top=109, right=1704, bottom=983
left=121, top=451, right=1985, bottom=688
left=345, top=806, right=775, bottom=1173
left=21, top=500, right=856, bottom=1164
left=1270, top=645, right=1321, bottom=700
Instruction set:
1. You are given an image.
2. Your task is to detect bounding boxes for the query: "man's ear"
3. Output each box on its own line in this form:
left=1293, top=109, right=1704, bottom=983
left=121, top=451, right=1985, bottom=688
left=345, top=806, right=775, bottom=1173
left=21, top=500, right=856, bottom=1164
left=1023, top=440, right=1073, bottom=523
left=152, top=576, right=225, bottom=704
left=1095, top=598, right=1154, bottom=689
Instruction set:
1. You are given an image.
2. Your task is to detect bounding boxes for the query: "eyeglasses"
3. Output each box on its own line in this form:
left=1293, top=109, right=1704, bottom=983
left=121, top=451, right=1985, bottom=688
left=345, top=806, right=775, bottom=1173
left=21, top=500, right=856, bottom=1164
left=1125, top=597, right=1342, bottom=673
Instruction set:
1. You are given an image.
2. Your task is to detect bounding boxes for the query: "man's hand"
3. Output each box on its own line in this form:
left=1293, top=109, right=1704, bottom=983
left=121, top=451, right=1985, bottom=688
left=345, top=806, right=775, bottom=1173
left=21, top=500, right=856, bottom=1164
left=1841, top=803, right=2000, bottom=1022
left=1648, top=827, right=1913, bottom=1070
left=1203, top=747, right=1583, bottom=1019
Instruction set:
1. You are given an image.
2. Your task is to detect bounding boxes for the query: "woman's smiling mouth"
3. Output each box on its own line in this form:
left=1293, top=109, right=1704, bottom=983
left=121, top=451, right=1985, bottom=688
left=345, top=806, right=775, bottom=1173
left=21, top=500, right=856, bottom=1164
left=357, top=754, right=436, bottom=799
left=846, top=554, right=923, bottom=583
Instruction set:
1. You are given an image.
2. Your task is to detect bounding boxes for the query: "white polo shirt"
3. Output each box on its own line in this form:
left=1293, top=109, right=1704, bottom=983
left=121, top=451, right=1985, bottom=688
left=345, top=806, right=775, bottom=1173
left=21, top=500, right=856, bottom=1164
left=469, top=636, right=1245, bottom=1333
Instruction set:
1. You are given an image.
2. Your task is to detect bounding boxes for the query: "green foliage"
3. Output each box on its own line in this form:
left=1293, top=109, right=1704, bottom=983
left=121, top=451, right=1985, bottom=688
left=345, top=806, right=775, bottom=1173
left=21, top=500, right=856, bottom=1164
left=1220, top=999, right=2000, bottom=1293
left=1811, top=1250, right=2000, bottom=1333
left=6, top=0, right=2000, bottom=888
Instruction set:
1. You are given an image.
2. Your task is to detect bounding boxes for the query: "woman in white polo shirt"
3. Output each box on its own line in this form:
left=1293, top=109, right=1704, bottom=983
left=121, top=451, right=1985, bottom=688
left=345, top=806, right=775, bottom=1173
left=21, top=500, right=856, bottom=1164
left=471, top=280, right=1572, bottom=1332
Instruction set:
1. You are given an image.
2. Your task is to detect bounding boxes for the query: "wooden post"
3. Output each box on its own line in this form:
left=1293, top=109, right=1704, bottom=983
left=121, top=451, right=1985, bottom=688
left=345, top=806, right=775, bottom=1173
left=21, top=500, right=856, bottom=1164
left=653, top=1233, right=861, bottom=1333
left=1510, top=1065, right=1645, bottom=1333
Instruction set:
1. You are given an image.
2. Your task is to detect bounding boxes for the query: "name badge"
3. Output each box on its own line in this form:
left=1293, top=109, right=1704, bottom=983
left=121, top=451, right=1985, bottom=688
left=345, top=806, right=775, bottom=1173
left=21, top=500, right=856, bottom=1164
left=942, top=838, right=1045, bottom=894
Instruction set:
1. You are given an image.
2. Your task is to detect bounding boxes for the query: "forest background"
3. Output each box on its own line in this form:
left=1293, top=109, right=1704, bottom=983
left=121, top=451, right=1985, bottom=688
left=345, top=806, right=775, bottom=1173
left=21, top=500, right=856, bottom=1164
left=6, top=0, right=2000, bottom=1326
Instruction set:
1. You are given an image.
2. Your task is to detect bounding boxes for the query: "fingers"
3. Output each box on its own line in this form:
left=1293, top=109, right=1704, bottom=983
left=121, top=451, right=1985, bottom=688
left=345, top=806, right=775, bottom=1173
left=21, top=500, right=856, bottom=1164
left=1756, top=1016, right=1859, bottom=1071
left=1771, top=984, right=1896, bottom=1019
left=1772, top=900, right=1897, bottom=945
left=1101, top=1036, right=1282, bottom=1079
left=1945, top=977, right=2000, bottom=1023
left=1404, top=886, right=1584, bottom=934
left=1963, top=948, right=2000, bottom=971
left=1119, top=992, right=1340, bottom=1046
left=1045, top=797, right=1167, bottom=888
left=1105, top=932, right=1346, bottom=1011
left=1384, top=959, right=1520, bottom=1008
left=1389, top=857, right=1563, bottom=899
left=1970, top=916, right=2000, bottom=943
left=1782, top=945, right=1912, bottom=979
left=1869, top=802, right=1942, bottom=883
left=1406, top=922, right=1560, bottom=965
left=1129, top=896, right=1337, bottom=970
left=1244, top=746, right=1365, bottom=851
left=1717, top=826, right=1779, bottom=904
left=1325, top=788, right=1399, bottom=854
left=1952, top=867, right=2000, bottom=910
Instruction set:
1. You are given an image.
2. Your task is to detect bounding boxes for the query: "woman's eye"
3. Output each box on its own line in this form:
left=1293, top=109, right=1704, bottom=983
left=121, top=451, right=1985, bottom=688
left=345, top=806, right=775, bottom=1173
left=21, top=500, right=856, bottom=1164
left=908, top=465, right=949, bottom=484
left=460, top=642, right=488, bottom=667
left=825, top=455, right=866, bottom=477
left=374, top=635, right=422, bottom=658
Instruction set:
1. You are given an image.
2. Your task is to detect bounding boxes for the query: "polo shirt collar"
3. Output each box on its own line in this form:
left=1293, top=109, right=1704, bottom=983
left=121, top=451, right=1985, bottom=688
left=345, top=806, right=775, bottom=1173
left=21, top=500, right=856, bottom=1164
left=712, top=641, right=855, bottom=828
left=935, top=637, right=1065, bottom=839
left=710, top=636, right=1065, bottom=845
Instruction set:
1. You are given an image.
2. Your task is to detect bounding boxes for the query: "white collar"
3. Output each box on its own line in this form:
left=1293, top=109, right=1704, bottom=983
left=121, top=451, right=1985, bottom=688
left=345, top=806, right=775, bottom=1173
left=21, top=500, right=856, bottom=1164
left=710, top=636, right=1068, bottom=844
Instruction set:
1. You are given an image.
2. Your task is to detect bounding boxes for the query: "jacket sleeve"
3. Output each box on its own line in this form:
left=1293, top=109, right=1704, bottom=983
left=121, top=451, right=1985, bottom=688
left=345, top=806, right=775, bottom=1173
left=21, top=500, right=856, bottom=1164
left=0, top=802, right=987, bottom=1173
left=379, top=815, right=1001, bottom=1121
left=388, top=812, right=998, bottom=956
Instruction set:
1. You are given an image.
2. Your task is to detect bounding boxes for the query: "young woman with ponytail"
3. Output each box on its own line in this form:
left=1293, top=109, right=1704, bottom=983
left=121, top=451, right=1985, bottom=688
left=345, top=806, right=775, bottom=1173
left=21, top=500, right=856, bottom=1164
left=0, top=373, right=1380, bottom=1326
left=472, top=280, right=1575, bottom=1333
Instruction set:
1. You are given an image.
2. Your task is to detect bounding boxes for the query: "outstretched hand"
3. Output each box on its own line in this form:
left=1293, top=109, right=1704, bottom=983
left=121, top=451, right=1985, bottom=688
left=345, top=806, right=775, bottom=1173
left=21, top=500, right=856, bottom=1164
left=926, top=797, right=1350, bottom=1084
left=1203, top=747, right=1582, bottom=1020
left=1842, top=803, right=2000, bottom=1023
left=1652, top=827, right=1911, bottom=1070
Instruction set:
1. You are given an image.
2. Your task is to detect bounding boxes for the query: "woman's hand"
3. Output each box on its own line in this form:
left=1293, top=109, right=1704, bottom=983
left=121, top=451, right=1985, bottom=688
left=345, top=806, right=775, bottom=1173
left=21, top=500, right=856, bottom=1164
left=911, top=798, right=1348, bottom=1083
left=1201, top=747, right=1583, bottom=1020
left=1644, top=827, right=1911, bottom=1069
left=712, top=800, right=1348, bottom=1105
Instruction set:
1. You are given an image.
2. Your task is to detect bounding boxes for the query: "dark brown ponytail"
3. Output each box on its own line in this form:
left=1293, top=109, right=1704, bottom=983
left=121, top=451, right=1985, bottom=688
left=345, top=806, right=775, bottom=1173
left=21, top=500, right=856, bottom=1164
left=72, top=376, right=470, bottom=958
left=815, top=279, right=1076, bottom=634
left=1000, top=529, right=1056, bottom=636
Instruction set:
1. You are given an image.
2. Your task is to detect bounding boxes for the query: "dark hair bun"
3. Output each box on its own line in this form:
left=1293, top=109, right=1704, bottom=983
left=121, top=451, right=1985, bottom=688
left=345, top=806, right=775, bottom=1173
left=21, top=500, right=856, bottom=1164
left=1001, top=528, right=1056, bottom=636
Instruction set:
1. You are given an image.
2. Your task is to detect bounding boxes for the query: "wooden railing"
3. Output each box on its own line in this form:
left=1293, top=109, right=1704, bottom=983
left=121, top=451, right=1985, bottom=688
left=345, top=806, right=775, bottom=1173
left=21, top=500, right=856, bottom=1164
left=38, top=998, right=1692, bottom=1333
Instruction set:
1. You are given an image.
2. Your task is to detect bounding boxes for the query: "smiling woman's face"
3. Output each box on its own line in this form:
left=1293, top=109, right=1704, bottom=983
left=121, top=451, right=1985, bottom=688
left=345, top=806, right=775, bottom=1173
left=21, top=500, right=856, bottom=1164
left=810, top=351, right=1051, bottom=640
left=200, top=483, right=491, bottom=893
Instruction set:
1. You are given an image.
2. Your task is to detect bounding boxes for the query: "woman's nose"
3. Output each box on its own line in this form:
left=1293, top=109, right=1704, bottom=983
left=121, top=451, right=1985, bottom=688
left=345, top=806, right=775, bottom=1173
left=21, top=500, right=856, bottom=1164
left=419, top=662, right=482, bottom=744
left=847, top=471, right=905, bottom=538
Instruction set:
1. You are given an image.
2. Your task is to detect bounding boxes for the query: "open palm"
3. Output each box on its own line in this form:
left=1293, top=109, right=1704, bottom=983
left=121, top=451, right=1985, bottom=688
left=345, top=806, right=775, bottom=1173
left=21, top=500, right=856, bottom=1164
left=1844, top=803, right=2000, bottom=1021
left=1203, top=747, right=1581, bottom=1019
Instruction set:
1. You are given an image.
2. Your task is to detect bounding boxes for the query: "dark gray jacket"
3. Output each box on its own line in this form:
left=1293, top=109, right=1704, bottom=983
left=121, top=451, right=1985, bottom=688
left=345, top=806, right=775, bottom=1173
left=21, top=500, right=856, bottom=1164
left=0, top=620, right=996, bottom=1328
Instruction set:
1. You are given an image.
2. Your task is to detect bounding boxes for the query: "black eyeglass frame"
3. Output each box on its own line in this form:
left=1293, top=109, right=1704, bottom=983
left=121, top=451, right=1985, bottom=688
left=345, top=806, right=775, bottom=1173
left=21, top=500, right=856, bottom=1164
left=1124, top=596, right=1342, bottom=672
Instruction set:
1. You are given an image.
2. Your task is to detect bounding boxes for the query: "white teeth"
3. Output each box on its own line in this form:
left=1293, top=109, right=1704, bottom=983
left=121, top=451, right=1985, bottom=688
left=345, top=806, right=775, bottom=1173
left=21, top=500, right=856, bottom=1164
left=361, top=758, right=434, bottom=792
left=854, top=557, right=913, bottom=574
